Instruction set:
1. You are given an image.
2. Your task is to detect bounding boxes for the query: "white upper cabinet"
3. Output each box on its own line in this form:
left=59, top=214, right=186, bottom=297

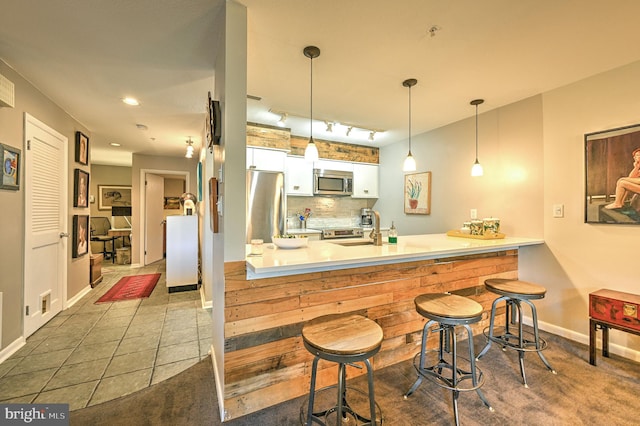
left=247, top=147, right=287, bottom=172
left=352, top=163, right=379, bottom=198
left=285, top=156, right=314, bottom=196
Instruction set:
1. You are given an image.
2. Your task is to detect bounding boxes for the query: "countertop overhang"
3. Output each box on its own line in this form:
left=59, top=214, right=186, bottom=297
left=246, top=233, right=544, bottom=279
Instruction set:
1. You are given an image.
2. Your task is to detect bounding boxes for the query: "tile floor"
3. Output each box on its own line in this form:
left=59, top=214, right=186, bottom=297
left=0, top=259, right=212, bottom=410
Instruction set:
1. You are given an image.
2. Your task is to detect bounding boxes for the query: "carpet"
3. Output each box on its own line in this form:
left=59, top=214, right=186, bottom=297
left=69, top=331, right=640, bottom=425
left=95, top=273, right=161, bottom=303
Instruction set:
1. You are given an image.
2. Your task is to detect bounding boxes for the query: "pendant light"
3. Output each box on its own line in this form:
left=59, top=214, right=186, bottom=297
left=470, top=99, right=484, bottom=177
left=303, top=46, right=320, bottom=162
left=402, top=78, right=417, bottom=172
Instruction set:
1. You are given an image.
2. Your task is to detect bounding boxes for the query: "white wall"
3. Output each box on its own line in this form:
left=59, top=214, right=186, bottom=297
left=379, top=63, right=640, bottom=360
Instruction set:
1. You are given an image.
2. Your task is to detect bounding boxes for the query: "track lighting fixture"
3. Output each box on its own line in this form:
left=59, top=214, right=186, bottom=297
left=277, top=113, right=287, bottom=127
left=185, top=137, right=194, bottom=159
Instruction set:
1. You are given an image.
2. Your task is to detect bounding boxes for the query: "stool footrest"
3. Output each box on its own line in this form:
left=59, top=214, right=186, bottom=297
left=411, top=352, right=485, bottom=393
left=483, top=326, right=549, bottom=353
left=300, top=385, right=382, bottom=425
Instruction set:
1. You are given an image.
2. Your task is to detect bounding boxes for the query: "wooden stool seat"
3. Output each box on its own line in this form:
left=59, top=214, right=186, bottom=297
left=485, top=278, right=546, bottom=299
left=302, top=313, right=383, bottom=356
left=415, top=293, right=483, bottom=323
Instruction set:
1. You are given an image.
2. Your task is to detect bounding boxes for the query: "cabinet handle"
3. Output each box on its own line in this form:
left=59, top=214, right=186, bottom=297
left=364, top=189, right=369, bottom=193
left=293, top=185, right=300, bottom=190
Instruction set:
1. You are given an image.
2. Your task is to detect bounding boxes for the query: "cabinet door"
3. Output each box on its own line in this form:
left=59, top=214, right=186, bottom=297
left=285, top=156, right=313, bottom=196
left=247, top=147, right=287, bottom=172
left=353, top=163, right=379, bottom=198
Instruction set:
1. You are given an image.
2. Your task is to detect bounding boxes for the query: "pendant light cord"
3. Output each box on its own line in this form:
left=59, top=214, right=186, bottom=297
left=408, top=85, right=412, bottom=154
left=475, top=103, right=478, bottom=159
left=310, top=55, right=314, bottom=140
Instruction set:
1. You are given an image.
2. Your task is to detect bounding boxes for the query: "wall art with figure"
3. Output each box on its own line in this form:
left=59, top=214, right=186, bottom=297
left=585, top=124, right=640, bottom=224
left=404, top=172, right=431, bottom=215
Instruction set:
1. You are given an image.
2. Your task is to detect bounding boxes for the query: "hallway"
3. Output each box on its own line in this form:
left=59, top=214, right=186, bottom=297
left=0, top=260, right=211, bottom=410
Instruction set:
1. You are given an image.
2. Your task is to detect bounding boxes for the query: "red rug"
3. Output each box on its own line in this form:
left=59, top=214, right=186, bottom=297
left=95, top=273, right=161, bottom=304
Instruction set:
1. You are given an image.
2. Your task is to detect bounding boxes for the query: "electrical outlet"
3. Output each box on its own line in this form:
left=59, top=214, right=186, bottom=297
left=470, top=209, right=478, bottom=219
left=553, top=204, right=564, bottom=218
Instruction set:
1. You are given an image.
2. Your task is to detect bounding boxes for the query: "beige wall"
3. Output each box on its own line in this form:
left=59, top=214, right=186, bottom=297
left=89, top=164, right=132, bottom=228
left=0, top=60, right=90, bottom=350
left=379, top=65, right=639, bottom=360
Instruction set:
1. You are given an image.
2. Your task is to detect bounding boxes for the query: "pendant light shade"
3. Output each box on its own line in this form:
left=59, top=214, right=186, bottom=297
left=402, top=78, right=417, bottom=172
left=471, top=99, right=484, bottom=177
left=303, top=46, right=320, bottom=162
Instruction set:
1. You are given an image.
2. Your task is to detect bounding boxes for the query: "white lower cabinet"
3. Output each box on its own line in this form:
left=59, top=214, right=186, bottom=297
left=166, top=215, right=198, bottom=289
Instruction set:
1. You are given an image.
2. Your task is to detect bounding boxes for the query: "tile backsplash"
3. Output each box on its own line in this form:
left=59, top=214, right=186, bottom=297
left=287, top=196, right=376, bottom=230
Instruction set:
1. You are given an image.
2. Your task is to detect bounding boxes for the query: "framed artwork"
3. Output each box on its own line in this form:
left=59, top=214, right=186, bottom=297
left=75, top=131, right=89, bottom=165
left=585, top=124, right=640, bottom=224
left=1, top=143, right=21, bottom=190
left=73, top=169, right=90, bottom=208
left=73, top=215, right=89, bottom=258
left=164, top=197, right=181, bottom=209
left=404, top=172, right=431, bottom=215
left=98, top=185, right=132, bottom=210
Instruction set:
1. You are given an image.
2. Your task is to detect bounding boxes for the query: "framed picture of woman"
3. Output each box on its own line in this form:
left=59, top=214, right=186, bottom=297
left=75, top=131, right=89, bottom=165
left=74, top=169, right=90, bottom=208
left=73, top=215, right=89, bottom=258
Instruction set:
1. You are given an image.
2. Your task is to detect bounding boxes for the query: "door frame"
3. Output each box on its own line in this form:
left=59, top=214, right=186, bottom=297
left=23, top=113, right=68, bottom=336
left=138, top=169, right=190, bottom=266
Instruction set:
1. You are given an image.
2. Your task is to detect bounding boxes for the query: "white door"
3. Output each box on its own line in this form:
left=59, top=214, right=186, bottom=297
left=24, top=114, right=68, bottom=337
left=144, top=173, right=164, bottom=265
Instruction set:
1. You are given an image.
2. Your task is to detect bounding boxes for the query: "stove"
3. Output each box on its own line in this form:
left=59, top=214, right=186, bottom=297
left=321, top=227, right=364, bottom=240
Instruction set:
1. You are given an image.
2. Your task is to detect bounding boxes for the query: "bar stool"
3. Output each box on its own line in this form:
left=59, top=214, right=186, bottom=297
left=404, top=293, right=493, bottom=426
left=476, top=278, right=556, bottom=387
left=301, top=313, right=383, bottom=426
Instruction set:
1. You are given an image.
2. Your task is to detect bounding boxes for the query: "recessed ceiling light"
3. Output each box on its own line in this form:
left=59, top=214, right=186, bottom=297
left=110, top=142, right=121, bottom=147
left=136, top=123, right=148, bottom=130
left=122, top=97, right=140, bottom=106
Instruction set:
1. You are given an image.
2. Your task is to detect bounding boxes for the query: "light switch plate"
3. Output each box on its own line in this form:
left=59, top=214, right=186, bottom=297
left=470, top=209, right=478, bottom=219
left=553, top=204, right=564, bottom=218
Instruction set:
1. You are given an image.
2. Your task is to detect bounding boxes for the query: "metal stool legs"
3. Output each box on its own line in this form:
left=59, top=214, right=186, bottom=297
left=404, top=319, right=492, bottom=426
left=304, top=353, right=379, bottom=425
left=477, top=295, right=556, bottom=387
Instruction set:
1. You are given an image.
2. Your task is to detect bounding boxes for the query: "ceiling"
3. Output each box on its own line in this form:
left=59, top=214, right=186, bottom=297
left=2, top=1, right=640, bottom=166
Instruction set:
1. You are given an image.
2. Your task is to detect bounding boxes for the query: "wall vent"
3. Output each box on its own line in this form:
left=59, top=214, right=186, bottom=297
left=0, top=74, right=15, bottom=108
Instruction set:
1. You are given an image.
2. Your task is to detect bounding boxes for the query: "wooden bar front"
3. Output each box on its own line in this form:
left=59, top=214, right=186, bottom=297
left=222, top=249, right=519, bottom=420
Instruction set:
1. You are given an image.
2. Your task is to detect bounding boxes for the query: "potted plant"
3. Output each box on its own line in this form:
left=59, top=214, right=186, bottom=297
left=406, top=179, right=422, bottom=209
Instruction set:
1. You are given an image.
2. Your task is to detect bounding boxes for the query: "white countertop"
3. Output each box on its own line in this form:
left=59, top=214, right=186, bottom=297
left=286, top=228, right=322, bottom=235
left=246, top=233, right=544, bottom=279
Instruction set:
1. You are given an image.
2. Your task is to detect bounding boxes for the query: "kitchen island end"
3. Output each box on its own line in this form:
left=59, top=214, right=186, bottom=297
left=221, top=234, right=543, bottom=420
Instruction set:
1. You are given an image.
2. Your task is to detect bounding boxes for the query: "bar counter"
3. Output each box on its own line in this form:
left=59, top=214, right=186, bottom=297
left=246, top=233, right=544, bottom=278
left=222, top=234, right=544, bottom=420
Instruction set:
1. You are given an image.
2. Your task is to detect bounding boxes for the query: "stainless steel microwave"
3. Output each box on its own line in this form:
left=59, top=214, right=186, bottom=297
left=313, top=169, right=353, bottom=196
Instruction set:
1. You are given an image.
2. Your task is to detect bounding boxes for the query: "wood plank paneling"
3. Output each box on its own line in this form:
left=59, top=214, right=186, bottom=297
left=222, top=250, right=520, bottom=420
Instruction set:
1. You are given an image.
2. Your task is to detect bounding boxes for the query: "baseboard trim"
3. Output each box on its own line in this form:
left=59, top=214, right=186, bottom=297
left=210, top=345, right=226, bottom=422
left=525, top=317, right=640, bottom=363
left=66, top=285, right=91, bottom=309
left=200, top=286, right=212, bottom=310
left=0, top=336, right=26, bottom=364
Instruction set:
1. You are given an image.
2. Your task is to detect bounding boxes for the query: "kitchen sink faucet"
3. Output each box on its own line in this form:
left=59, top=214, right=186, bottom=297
left=369, top=210, right=383, bottom=246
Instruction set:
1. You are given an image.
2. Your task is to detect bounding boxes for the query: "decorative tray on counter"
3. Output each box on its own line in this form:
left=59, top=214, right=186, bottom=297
left=446, top=230, right=506, bottom=240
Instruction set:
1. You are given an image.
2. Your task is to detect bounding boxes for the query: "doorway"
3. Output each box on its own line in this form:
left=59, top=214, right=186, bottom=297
left=23, top=114, right=68, bottom=337
left=139, top=169, right=189, bottom=266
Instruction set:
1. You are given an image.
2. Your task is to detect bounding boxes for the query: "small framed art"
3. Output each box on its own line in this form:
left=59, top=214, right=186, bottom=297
left=404, top=172, right=431, bottom=215
left=74, top=169, right=90, bottom=208
left=1, top=143, right=21, bottom=190
left=73, top=215, right=89, bottom=258
left=75, top=131, right=89, bottom=165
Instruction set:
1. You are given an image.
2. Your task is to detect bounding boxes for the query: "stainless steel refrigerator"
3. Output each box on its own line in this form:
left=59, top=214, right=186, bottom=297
left=246, top=169, right=285, bottom=243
